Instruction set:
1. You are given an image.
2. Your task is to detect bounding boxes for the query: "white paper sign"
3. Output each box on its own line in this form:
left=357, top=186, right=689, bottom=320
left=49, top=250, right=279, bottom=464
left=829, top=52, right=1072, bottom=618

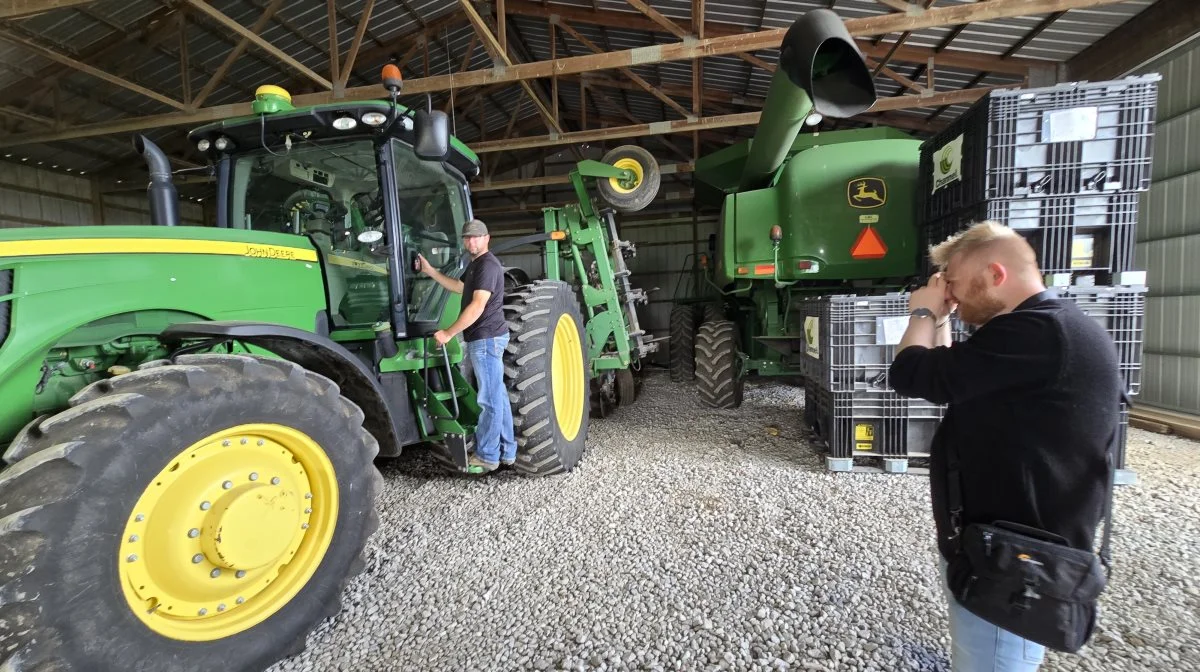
left=879, top=316, right=911, bottom=346
left=1042, top=106, right=1099, bottom=143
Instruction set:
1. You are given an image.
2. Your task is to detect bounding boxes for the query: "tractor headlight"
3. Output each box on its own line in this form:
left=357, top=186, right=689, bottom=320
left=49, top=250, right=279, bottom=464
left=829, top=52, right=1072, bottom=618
left=196, top=139, right=211, bottom=152
left=361, top=112, right=387, bottom=127
left=333, top=116, right=358, bottom=131
left=214, top=136, right=233, bottom=151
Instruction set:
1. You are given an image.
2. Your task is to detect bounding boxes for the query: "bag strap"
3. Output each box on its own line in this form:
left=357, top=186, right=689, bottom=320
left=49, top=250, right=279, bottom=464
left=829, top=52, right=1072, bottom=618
left=1099, top=389, right=1130, bottom=577
left=944, top=416, right=965, bottom=554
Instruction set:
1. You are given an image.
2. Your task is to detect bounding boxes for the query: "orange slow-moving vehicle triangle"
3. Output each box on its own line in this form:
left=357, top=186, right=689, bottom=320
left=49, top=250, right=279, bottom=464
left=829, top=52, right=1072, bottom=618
left=850, top=225, right=888, bottom=259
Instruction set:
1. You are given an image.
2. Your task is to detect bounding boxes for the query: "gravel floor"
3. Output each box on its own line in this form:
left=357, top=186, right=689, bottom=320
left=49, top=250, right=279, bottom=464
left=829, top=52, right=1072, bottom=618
left=270, top=370, right=1200, bottom=672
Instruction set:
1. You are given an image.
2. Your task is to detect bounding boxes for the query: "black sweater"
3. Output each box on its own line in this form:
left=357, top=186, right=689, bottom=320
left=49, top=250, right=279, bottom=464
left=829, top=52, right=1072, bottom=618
left=889, top=290, right=1123, bottom=562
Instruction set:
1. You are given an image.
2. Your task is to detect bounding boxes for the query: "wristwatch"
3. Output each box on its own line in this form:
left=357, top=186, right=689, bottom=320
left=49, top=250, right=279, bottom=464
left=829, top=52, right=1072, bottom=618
left=911, top=308, right=949, bottom=328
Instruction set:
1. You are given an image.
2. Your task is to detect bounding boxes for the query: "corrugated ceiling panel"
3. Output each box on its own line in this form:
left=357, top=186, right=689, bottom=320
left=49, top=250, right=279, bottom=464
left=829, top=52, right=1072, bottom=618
left=0, top=0, right=1163, bottom=178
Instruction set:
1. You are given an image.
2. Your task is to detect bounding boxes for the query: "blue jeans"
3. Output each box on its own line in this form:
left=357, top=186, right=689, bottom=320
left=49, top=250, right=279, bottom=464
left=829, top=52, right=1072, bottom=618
left=466, top=334, right=516, bottom=465
left=940, top=559, right=1046, bottom=671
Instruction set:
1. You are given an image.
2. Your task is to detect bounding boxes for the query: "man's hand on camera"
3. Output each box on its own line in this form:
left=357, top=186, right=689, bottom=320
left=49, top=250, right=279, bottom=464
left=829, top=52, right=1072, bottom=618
left=910, top=273, right=953, bottom=320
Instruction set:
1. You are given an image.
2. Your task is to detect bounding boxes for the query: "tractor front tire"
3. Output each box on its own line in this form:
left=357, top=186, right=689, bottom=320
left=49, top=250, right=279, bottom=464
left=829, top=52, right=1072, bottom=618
left=596, top=145, right=661, bottom=213
left=0, top=354, right=380, bottom=672
left=696, top=320, right=745, bottom=409
left=504, top=280, right=591, bottom=476
left=669, top=304, right=700, bottom=382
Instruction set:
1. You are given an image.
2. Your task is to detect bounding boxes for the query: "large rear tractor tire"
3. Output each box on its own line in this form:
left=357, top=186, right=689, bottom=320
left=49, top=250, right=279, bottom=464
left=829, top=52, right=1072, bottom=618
left=595, top=145, right=661, bottom=213
left=0, top=354, right=380, bottom=672
left=504, top=280, right=591, bottom=476
left=669, top=304, right=700, bottom=382
left=696, top=320, right=745, bottom=409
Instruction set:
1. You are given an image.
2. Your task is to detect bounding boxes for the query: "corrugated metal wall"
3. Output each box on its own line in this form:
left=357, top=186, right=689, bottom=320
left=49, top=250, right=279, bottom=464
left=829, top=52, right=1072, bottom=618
left=101, top=193, right=206, bottom=227
left=1135, top=38, right=1200, bottom=414
left=490, top=209, right=718, bottom=366
left=0, top=164, right=205, bottom=228
left=0, top=164, right=95, bottom=228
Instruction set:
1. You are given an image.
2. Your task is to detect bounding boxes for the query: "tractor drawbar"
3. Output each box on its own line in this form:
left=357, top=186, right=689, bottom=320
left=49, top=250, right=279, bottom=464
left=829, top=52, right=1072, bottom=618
left=134, top=134, right=180, bottom=227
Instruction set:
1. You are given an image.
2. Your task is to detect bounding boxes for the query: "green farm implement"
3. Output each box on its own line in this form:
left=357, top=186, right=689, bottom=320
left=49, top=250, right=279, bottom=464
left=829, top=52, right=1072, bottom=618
left=671, top=9, right=924, bottom=407
left=0, top=68, right=658, bottom=671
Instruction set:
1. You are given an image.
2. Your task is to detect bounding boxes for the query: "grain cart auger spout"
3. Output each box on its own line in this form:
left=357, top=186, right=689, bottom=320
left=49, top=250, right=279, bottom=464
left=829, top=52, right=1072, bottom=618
left=679, top=9, right=925, bottom=408
left=0, top=64, right=652, bottom=672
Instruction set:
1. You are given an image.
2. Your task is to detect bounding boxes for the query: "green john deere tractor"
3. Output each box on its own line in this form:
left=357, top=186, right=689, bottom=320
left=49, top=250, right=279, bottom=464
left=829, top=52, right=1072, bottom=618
left=669, top=9, right=924, bottom=406
left=0, top=70, right=659, bottom=670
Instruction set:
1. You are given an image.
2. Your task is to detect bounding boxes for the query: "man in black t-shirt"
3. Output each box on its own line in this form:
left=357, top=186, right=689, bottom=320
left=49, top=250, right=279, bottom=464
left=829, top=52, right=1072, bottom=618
left=417, top=218, right=516, bottom=473
left=889, top=221, right=1122, bottom=671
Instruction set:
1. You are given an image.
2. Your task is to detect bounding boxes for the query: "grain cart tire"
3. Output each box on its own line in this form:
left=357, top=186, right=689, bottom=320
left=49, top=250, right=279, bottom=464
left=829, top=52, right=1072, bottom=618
left=696, top=320, right=745, bottom=409
left=669, top=304, right=700, bottom=382
left=0, top=354, right=380, bottom=672
left=596, top=145, right=661, bottom=213
left=504, top=280, right=591, bottom=476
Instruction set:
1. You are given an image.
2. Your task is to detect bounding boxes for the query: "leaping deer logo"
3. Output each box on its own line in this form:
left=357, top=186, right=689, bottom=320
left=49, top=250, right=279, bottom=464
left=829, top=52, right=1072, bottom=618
left=848, top=178, right=886, bottom=208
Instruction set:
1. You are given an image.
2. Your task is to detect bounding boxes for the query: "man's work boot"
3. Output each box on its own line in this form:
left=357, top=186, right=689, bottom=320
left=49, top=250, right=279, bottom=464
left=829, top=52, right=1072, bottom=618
left=466, top=455, right=498, bottom=474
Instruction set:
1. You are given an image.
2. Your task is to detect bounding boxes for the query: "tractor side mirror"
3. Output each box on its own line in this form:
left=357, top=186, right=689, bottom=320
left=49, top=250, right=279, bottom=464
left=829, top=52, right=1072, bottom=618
left=414, top=109, right=450, bottom=162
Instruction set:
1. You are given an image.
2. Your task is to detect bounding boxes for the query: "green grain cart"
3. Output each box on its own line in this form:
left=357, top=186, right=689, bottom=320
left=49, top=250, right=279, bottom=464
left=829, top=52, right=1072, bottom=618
left=0, top=71, right=658, bottom=671
left=671, top=9, right=924, bottom=406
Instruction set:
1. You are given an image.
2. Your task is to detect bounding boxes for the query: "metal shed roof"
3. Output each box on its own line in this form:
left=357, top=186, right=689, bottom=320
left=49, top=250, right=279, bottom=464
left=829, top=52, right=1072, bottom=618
left=0, top=0, right=1167, bottom=196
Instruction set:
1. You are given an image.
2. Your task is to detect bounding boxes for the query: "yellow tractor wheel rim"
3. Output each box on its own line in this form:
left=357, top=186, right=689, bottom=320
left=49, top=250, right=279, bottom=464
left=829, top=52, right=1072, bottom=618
left=551, top=314, right=585, bottom=442
left=608, top=158, right=644, bottom=195
left=119, top=424, right=339, bottom=642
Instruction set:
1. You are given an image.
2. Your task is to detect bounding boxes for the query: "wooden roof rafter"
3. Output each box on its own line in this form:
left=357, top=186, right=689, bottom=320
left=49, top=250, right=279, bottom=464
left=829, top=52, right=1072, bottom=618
left=0, top=0, right=1147, bottom=154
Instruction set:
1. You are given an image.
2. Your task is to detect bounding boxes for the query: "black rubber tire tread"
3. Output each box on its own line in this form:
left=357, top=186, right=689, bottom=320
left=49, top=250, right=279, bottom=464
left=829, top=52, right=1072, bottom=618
left=695, top=320, right=745, bottom=409
left=702, top=303, right=724, bottom=324
left=615, top=368, right=637, bottom=407
left=595, top=145, right=661, bottom=213
left=668, top=304, right=700, bottom=382
left=4, top=413, right=51, bottom=464
left=503, top=280, right=591, bottom=476
left=502, top=267, right=531, bottom=294
left=0, top=354, right=381, bottom=672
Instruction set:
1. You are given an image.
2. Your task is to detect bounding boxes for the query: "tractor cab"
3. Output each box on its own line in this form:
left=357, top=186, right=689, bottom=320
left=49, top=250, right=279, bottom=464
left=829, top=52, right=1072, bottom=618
left=186, top=77, right=480, bottom=342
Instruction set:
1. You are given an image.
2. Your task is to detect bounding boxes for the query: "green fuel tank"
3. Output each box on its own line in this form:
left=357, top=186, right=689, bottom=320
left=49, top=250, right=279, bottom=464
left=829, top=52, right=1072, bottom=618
left=694, top=9, right=922, bottom=286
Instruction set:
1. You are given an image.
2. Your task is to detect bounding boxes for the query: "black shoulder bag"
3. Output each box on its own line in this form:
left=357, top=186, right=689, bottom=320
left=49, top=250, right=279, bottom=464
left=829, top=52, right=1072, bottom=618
left=942, top=413, right=1120, bottom=653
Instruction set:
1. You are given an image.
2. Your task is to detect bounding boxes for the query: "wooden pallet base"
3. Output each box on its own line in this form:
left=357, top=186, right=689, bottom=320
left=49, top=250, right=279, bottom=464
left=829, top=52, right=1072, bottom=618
left=1129, top=405, right=1200, bottom=441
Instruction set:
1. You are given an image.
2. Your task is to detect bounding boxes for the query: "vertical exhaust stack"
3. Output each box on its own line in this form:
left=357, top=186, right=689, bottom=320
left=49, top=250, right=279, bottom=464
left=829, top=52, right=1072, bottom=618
left=133, top=134, right=180, bottom=227
left=737, top=9, right=878, bottom=191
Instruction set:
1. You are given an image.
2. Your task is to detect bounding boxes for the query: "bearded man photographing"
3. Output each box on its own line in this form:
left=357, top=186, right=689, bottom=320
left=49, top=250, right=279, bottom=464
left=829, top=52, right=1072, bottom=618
left=889, top=221, right=1125, bottom=671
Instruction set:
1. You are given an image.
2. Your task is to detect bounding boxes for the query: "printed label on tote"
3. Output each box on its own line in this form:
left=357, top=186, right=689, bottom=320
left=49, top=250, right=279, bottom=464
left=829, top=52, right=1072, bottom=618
left=804, top=316, right=820, bottom=359
left=855, top=424, right=874, bottom=451
left=931, top=134, right=964, bottom=193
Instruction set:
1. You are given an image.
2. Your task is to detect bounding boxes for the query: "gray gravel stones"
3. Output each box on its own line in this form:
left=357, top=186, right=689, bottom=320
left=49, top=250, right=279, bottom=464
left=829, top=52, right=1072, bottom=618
left=269, top=371, right=1200, bottom=672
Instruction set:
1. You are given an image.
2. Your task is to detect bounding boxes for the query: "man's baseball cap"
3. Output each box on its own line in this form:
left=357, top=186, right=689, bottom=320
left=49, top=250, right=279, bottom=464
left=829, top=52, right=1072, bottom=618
left=463, top=218, right=489, bottom=237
